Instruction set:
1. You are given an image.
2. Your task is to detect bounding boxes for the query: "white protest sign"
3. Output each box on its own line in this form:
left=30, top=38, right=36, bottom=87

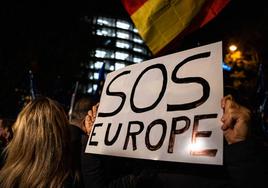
left=86, top=41, right=223, bottom=165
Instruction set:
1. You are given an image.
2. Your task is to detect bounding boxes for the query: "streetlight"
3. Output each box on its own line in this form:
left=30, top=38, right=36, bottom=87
left=229, top=44, right=237, bottom=52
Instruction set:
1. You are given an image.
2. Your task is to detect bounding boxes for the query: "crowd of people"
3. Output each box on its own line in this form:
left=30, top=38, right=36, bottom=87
left=0, top=92, right=267, bottom=187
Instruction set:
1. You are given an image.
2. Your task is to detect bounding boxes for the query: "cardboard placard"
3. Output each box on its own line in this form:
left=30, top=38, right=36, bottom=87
left=86, top=41, right=223, bottom=165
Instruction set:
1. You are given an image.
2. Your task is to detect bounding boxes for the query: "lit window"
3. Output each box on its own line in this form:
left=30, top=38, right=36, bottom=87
left=96, top=28, right=116, bottom=37
left=116, top=41, right=130, bottom=49
left=115, top=52, right=129, bottom=60
left=93, top=84, right=98, bottom=91
left=95, top=61, right=103, bottom=69
left=133, top=57, right=143, bottom=63
left=133, top=28, right=138, bottom=33
left=95, top=50, right=106, bottom=58
left=94, top=72, right=99, bottom=79
left=96, top=29, right=108, bottom=36
left=115, top=63, right=126, bottom=70
left=97, top=18, right=109, bottom=26
left=87, top=88, right=93, bottom=93
left=117, top=31, right=129, bottom=39
left=133, top=47, right=142, bottom=53
left=90, top=64, right=94, bottom=69
left=133, top=37, right=143, bottom=44
left=116, top=21, right=130, bottom=30
left=89, top=74, right=93, bottom=80
left=87, top=83, right=93, bottom=93
left=109, top=65, right=115, bottom=71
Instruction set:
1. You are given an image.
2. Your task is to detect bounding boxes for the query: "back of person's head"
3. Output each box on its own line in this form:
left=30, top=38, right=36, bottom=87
left=0, top=118, right=14, bottom=146
left=70, top=95, right=96, bottom=130
left=0, top=97, right=72, bottom=188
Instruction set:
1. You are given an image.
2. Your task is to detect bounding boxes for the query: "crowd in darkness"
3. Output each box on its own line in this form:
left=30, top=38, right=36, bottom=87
left=0, top=93, right=268, bottom=187
left=1, top=0, right=268, bottom=119
left=1, top=0, right=268, bottom=187
left=0, top=1, right=129, bottom=119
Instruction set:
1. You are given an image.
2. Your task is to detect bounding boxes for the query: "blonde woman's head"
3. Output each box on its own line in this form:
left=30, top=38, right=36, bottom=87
left=0, top=97, right=72, bottom=188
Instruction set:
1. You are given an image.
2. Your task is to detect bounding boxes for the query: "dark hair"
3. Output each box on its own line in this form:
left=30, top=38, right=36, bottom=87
left=0, top=118, right=15, bottom=144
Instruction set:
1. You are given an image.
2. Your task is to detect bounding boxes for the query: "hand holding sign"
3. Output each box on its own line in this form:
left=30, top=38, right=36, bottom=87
left=221, top=95, right=251, bottom=144
left=85, top=103, right=99, bottom=135
left=85, top=95, right=253, bottom=147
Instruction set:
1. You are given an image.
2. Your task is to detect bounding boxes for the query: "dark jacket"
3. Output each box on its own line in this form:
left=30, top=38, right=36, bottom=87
left=69, top=124, right=86, bottom=188
left=81, top=135, right=268, bottom=188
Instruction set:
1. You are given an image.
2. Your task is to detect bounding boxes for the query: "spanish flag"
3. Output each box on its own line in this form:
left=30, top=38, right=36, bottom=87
left=121, top=0, right=230, bottom=55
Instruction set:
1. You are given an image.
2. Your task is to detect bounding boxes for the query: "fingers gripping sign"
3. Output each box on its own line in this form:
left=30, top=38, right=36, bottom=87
left=221, top=95, right=251, bottom=144
left=85, top=103, right=99, bottom=135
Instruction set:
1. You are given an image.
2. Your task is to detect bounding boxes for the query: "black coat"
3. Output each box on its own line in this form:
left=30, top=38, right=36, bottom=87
left=81, top=135, right=268, bottom=188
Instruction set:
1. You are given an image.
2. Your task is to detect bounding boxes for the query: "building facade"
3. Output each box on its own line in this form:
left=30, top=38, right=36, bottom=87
left=78, top=15, right=152, bottom=96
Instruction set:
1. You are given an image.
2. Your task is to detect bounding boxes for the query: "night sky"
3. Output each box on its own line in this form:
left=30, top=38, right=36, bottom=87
left=1, top=0, right=268, bottom=118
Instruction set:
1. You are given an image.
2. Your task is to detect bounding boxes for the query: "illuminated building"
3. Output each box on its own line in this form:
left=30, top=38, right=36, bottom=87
left=78, top=16, right=152, bottom=95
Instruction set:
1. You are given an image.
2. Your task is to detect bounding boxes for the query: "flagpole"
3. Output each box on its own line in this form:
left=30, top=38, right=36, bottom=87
left=29, top=70, right=35, bottom=100
left=68, top=81, right=79, bottom=122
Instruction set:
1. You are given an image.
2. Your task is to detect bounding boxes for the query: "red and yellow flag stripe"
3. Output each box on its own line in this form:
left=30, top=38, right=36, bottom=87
left=121, top=0, right=230, bottom=55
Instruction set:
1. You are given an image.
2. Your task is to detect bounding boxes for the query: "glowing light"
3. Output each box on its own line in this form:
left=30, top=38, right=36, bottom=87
left=229, top=44, right=237, bottom=52
left=230, top=51, right=242, bottom=61
left=188, top=141, right=205, bottom=153
left=222, top=62, right=232, bottom=71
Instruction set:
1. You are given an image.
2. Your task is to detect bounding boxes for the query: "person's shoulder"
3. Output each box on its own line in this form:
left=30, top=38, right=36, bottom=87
left=69, top=124, right=84, bottom=140
left=64, top=175, right=82, bottom=188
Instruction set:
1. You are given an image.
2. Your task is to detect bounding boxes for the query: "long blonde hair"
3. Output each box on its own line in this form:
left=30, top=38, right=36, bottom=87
left=0, top=97, right=73, bottom=188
